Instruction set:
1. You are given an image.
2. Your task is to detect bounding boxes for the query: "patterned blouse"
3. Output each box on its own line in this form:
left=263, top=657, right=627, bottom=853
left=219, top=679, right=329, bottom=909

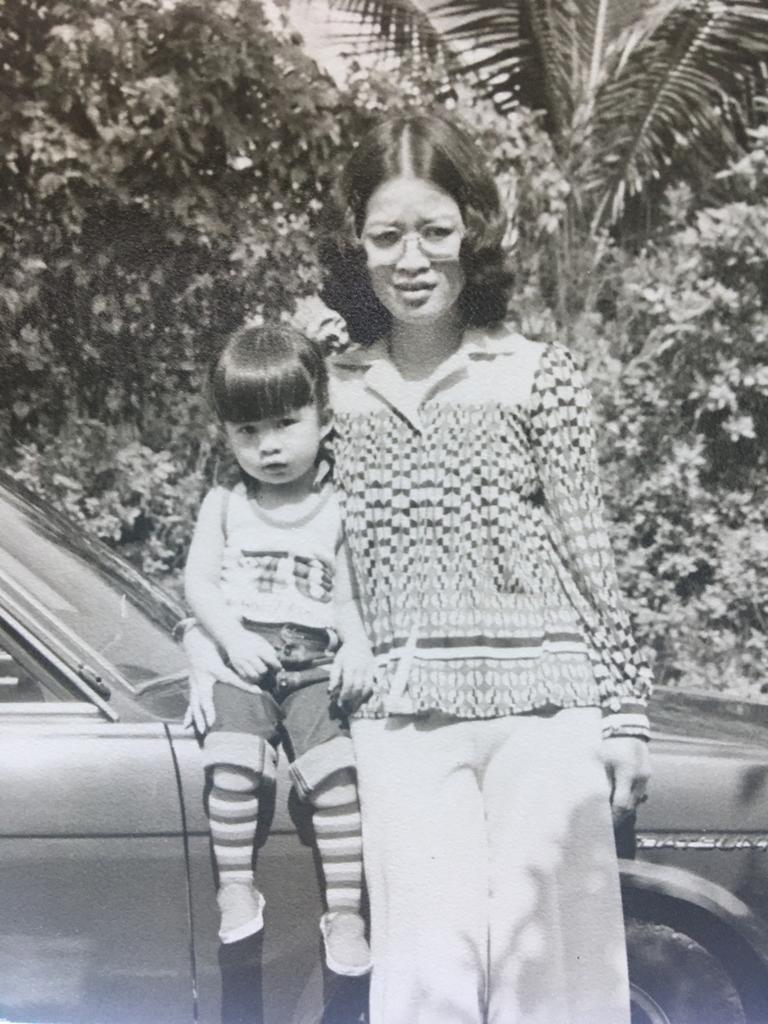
left=329, top=325, right=652, bottom=740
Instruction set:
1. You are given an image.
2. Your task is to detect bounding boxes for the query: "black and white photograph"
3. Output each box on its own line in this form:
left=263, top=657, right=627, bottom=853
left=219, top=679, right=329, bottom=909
left=1, top=2, right=768, bottom=1022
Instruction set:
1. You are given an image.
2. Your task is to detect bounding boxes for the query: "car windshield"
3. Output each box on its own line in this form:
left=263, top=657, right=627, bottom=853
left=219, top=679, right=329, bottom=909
left=0, top=485, right=187, bottom=692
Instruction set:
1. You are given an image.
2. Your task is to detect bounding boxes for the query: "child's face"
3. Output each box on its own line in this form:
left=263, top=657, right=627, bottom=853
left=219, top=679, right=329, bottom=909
left=361, top=174, right=466, bottom=327
left=225, top=405, right=326, bottom=489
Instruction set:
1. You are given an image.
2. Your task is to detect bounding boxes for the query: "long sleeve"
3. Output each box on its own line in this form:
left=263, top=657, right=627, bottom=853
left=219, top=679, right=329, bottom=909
left=527, top=344, right=652, bottom=740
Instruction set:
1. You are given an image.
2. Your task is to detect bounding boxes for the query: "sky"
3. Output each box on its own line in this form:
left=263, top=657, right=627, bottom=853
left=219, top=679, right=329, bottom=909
left=281, top=1, right=501, bottom=98
left=283, top=1, right=368, bottom=83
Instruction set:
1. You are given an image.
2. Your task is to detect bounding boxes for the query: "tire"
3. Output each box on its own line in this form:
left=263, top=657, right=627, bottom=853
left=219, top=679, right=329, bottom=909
left=626, top=919, right=746, bottom=1024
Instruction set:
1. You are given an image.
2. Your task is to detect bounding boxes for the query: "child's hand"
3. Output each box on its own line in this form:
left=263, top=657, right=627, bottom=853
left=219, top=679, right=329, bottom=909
left=184, top=649, right=243, bottom=734
left=224, top=628, right=281, bottom=683
left=329, top=639, right=376, bottom=712
left=183, top=624, right=242, bottom=733
left=185, top=663, right=218, bottom=734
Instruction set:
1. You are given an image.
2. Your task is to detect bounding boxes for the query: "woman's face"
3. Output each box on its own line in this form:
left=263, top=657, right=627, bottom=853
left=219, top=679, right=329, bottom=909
left=361, top=175, right=466, bottom=327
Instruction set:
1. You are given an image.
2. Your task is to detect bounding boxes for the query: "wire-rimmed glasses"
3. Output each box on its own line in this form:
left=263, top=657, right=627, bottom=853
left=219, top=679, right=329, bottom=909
left=361, top=224, right=465, bottom=264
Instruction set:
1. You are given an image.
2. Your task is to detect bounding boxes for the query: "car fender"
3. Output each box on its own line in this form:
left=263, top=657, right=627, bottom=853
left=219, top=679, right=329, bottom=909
left=620, top=856, right=768, bottom=1016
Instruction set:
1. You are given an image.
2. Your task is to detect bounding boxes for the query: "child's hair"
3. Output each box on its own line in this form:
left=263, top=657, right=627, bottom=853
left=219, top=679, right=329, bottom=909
left=210, top=322, right=329, bottom=424
left=320, top=112, right=514, bottom=345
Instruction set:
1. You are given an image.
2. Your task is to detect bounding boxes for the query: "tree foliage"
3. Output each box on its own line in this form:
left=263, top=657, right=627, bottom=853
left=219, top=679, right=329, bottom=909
left=1, top=0, right=354, bottom=435
left=326, top=0, right=768, bottom=226
left=1, top=0, right=363, bottom=571
left=2, top=3, right=767, bottom=695
left=587, top=133, right=768, bottom=693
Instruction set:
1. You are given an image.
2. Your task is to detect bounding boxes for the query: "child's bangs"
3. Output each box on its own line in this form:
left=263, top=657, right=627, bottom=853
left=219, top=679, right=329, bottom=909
left=214, top=361, right=316, bottom=424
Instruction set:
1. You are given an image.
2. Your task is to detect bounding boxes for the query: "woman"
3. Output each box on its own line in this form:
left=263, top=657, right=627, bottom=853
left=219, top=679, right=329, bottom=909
left=319, top=112, right=651, bottom=1024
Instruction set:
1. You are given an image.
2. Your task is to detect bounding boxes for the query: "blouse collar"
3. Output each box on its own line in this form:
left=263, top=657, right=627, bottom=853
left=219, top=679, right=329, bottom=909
left=332, top=324, right=525, bottom=371
left=331, top=325, right=527, bottom=433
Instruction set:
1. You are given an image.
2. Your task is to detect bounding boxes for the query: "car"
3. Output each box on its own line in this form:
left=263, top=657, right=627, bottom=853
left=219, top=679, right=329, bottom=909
left=0, top=475, right=767, bottom=1024
left=624, top=692, right=768, bottom=1024
left=0, top=475, right=366, bottom=1024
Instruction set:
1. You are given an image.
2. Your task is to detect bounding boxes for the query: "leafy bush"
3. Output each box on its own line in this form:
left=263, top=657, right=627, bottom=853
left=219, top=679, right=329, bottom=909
left=2, top=0, right=368, bottom=421
left=588, top=138, right=768, bottom=694
left=8, top=390, right=220, bottom=580
left=1, top=0, right=364, bottom=576
left=0, top=9, right=567, bottom=579
left=2, top=3, right=767, bottom=695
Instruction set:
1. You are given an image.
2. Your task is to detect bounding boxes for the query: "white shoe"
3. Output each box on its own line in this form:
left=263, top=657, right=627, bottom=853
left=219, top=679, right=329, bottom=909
left=320, top=911, right=372, bottom=976
left=217, top=882, right=265, bottom=944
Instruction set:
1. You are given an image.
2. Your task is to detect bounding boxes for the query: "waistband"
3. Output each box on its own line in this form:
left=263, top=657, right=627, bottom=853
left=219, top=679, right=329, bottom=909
left=242, top=620, right=336, bottom=652
left=241, top=621, right=338, bottom=696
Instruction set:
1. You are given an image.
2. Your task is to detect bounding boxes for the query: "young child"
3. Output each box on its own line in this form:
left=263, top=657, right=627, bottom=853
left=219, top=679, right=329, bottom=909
left=183, top=322, right=373, bottom=976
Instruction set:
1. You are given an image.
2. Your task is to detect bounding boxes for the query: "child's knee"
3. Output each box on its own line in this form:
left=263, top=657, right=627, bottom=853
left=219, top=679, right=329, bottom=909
left=202, top=731, right=276, bottom=780
left=290, top=735, right=356, bottom=802
left=211, top=764, right=261, bottom=792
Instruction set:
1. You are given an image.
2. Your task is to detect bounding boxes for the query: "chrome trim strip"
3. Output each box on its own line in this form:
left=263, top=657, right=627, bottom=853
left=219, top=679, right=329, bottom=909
left=638, top=832, right=768, bottom=851
left=0, top=605, right=118, bottom=720
left=0, top=704, right=99, bottom=717
left=0, top=568, right=136, bottom=694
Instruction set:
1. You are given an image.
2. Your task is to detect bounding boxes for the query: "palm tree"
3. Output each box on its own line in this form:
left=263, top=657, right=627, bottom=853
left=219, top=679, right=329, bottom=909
left=323, top=0, right=768, bottom=229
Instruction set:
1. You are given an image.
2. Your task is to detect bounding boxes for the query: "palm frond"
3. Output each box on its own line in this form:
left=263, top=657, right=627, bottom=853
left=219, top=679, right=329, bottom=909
left=323, top=0, right=628, bottom=136
left=427, top=4, right=556, bottom=119
left=322, top=0, right=447, bottom=60
left=586, top=0, right=768, bottom=225
left=320, top=0, right=768, bottom=225
left=427, top=0, right=597, bottom=128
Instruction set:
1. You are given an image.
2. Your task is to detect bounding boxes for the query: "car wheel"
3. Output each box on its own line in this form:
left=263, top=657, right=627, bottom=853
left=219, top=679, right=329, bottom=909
left=626, top=919, right=746, bottom=1024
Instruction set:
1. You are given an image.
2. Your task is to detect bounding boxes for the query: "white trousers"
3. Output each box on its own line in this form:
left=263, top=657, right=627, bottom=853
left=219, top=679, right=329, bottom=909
left=352, top=707, right=630, bottom=1024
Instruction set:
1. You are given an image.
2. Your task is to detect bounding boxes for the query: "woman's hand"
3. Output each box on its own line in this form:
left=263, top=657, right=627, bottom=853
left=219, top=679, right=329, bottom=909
left=602, top=736, right=651, bottom=826
left=329, top=639, right=376, bottom=713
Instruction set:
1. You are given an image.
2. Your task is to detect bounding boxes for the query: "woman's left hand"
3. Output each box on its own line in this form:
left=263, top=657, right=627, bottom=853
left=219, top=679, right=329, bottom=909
left=601, top=736, right=651, bottom=826
left=329, top=639, right=376, bottom=712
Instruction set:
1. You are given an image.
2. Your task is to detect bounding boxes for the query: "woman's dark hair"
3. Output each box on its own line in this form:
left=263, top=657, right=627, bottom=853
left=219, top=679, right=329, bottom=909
left=210, top=323, right=329, bottom=424
left=320, top=113, right=513, bottom=345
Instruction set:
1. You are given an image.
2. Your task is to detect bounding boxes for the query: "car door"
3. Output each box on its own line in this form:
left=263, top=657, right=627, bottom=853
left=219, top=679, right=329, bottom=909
left=171, top=727, right=332, bottom=1024
left=0, top=618, right=196, bottom=1024
left=0, top=481, right=366, bottom=1024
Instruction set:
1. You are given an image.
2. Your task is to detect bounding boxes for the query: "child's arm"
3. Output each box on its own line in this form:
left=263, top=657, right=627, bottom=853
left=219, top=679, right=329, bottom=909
left=184, top=488, right=280, bottom=682
left=329, top=537, right=376, bottom=711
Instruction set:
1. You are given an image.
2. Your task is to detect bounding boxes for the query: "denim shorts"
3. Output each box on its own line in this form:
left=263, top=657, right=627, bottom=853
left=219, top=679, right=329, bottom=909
left=203, top=621, right=354, bottom=796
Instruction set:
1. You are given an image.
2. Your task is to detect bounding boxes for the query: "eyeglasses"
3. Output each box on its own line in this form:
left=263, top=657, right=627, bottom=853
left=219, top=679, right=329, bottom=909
left=361, top=224, right=465, bottom=264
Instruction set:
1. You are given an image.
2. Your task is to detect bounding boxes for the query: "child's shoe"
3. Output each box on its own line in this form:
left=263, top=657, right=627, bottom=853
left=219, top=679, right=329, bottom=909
left=319, top=911, right=372, bottom=976
left=217, top=881, right=265, bottom=944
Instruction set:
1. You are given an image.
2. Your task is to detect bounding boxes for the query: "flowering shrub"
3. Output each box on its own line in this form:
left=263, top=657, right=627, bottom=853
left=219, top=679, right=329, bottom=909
left=2, top=1, right=766, bottom=694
